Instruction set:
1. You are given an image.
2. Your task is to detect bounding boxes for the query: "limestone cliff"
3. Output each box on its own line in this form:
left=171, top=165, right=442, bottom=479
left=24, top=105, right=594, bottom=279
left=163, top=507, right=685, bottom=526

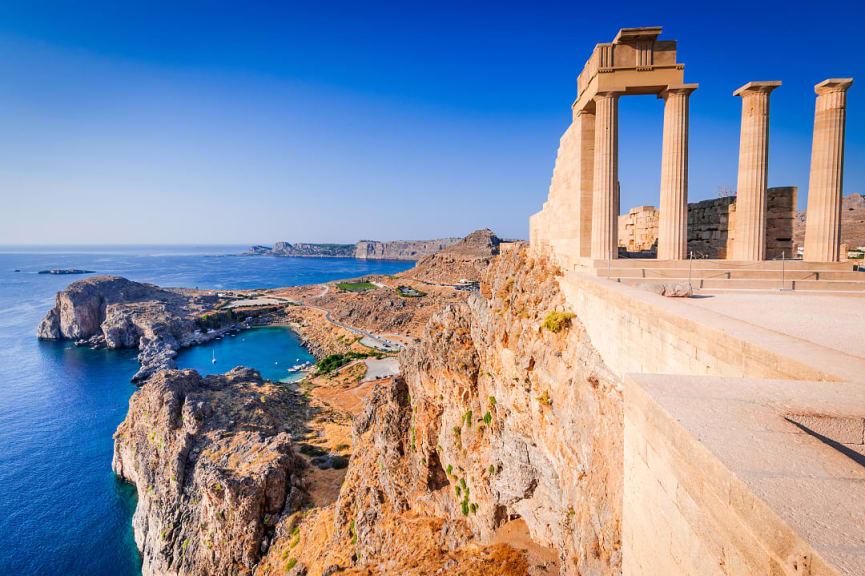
left=354, top=238, right=460, bottom=260
left=260, top=243, right=624, bottom=575
left=113, top=368, right=307, bottom=576
left=37, top=276, right=219, bottom=381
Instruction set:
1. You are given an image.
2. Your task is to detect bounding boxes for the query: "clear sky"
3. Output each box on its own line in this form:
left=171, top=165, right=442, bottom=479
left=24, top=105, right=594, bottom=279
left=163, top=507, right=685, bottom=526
left=0, top=0, right=862, bottom=245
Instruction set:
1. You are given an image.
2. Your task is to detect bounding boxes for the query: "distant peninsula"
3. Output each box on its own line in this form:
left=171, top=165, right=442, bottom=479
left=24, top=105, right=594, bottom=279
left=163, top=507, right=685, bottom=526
left=245, top=237, right=461, bottom=260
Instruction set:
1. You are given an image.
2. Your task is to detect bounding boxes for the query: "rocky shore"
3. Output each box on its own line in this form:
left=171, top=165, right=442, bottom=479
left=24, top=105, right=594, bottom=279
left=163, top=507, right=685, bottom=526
left=36, top=275, right=260, bottom=382
left=112, top=368, right=307, bottom=576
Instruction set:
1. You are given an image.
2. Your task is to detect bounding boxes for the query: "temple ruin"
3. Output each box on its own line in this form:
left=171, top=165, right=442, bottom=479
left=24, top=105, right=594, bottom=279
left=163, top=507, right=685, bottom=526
left=530, top=26, right=864, bottom=576
left=530, top=27, right=854, bottom=270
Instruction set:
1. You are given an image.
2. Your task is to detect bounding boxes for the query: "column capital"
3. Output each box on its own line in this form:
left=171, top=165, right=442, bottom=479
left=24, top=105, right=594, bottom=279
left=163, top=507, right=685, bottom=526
left=815, top=78, right=853, bottom=96
left=733, top=81, right=781, bottom=97
left=593, top=90, right=621, bottom=101
left=660, top=83, right=698, bottom=99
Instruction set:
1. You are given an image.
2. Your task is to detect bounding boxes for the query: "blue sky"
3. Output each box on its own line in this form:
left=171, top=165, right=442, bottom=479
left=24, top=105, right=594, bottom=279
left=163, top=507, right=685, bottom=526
left=0, top=0, right=861, bottom=244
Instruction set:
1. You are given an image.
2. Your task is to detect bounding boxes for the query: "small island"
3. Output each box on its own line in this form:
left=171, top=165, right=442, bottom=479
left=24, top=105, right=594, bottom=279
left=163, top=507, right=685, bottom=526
left=38, top=269, right=94, bottom=275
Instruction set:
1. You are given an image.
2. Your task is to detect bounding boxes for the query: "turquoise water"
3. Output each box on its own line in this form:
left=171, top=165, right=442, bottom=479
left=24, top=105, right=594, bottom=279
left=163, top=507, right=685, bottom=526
left=176, top=326, right=315, bottom=383
left=0, top=247, right=411, bottom=575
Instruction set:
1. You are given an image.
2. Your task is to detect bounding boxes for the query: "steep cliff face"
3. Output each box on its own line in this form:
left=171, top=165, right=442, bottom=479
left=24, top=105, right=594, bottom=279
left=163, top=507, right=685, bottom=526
left=354, top=238, right=460, bottom=260
left=37, top=276, right=219, bottom=381
left=301, top=244, right=623, bottom=575
left=113, top=368, right=307, bottom=576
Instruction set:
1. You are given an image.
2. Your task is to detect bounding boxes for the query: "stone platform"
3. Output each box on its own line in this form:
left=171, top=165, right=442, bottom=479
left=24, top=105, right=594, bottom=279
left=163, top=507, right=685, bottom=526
left=580, top=258, right=865, bottom=292
left=625, top=373, right=865, bottom=575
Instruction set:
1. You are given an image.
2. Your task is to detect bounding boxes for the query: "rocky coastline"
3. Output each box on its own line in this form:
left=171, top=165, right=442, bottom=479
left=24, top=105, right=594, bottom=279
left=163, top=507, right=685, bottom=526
left=112, top=368, right=308, bottom=576
left=36, top=276, right=282, bottom=382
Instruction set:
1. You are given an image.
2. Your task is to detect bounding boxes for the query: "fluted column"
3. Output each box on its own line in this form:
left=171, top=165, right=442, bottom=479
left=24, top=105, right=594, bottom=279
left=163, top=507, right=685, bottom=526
left=732, top=81, right=781, bottom=261
left=591, top=92, right=619, bottom=260
left=804, top=78, right=853, bottom=262
left=658, top=84, right=698, bottom=260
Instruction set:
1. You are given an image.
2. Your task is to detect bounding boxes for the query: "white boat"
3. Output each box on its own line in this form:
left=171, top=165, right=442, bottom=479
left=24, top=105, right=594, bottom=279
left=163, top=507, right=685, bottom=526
left=211, top=348, right=216, bottom=364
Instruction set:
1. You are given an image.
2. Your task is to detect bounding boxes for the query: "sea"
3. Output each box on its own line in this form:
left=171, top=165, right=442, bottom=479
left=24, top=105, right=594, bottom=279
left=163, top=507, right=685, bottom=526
left=0, top=245, right=412, bottom=576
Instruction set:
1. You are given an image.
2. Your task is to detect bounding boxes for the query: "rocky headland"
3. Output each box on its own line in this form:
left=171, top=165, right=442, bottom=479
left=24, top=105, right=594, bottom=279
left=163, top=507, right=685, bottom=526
left=112, top=368, right=308, bottom=576
left=245, top=237, right=462, bottom=261
left=36, top=276, right=232, bottom=381
left=407, top=228, right=503, bottom=284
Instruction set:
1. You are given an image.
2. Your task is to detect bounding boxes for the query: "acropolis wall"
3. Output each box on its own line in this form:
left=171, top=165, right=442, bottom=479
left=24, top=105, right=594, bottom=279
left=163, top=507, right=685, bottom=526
left=617, top=187, right=797, bottom=259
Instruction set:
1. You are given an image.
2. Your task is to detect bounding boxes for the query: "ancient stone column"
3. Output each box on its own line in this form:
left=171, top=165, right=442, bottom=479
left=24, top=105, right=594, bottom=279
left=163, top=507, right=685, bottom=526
left=657, top=84, right=698, bottom=260
left=591, top=92, right=619, bottom=260
left=804, top=78, right=853, bottom=262
left=732, top=81, right=781, bottom=261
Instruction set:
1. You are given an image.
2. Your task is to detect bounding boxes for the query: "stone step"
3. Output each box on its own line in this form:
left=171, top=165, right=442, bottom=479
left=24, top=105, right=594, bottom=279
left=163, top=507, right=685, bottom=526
left=587, top=258, right=859, bottom=271
left=616, top=277, right=865, bottom=292
left=589, top=268, right=865, bottom=281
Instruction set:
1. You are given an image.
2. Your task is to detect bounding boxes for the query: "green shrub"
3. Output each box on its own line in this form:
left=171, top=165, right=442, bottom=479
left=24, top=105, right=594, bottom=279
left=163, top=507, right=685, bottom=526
left=483, top=411, right=492, bottom=425
left=489, top=464, right=495, bottom=475
left=465, top=410, right=473, bottom=428
left=446, top=464, right=453, bottom=476
left=285, top=557, right=297, bottom=570
left=543, top=311, right=575, bottom=333
left=489, top=396, right=496, bottom=406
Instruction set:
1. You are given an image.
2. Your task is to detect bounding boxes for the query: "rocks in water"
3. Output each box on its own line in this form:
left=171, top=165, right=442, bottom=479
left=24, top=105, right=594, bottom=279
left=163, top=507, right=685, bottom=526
left=113, top=367, right=307, bottom=576
left=37, top=268, right=94, bottom=275
left=36, top=275, right=219, bottom=382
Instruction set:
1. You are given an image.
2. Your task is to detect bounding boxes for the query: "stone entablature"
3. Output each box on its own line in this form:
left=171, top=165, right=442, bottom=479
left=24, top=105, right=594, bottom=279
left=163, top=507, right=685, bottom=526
left=574, top=27, right=684, bottom=114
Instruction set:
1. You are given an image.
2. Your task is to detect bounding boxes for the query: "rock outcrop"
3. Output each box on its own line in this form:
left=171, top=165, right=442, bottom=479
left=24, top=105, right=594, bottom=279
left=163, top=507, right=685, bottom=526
left=37, top=276, right=219, bottom=381
left=273, top=244, right=622, bottom=575
left=408, top=228, right=503, bottom=284
left=113, top=368, right=307, bottom=576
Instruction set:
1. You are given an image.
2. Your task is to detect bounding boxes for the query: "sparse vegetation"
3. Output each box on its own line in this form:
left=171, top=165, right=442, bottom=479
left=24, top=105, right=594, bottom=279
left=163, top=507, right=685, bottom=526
left=489, top=396, right=496, bottom=406
left=543, top=311, right=575, bottom=333
left=396, top=285, right=426, bottom=298
left=285, top=557, right=297, bottom=570
left=483, top=411, right=492, bottom=425
left=464, top=410, right=473, bottom=428
left=537, top=390, right=552, bottom=407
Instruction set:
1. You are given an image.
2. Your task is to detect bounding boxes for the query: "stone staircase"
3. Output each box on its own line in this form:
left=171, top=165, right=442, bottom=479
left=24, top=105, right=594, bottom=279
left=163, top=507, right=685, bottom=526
left=585, top=258, right=865, bottom=292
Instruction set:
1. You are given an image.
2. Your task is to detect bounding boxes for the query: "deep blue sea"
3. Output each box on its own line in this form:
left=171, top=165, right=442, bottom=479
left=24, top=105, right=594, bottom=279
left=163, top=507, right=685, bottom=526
left=0, top=246, right=412, bottom=576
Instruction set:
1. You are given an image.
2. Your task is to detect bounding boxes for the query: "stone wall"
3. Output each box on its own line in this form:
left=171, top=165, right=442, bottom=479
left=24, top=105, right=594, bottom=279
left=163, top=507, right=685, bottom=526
left=617, top=187, right=796, bottom=259
left=618, top=206, right=658, bottom=252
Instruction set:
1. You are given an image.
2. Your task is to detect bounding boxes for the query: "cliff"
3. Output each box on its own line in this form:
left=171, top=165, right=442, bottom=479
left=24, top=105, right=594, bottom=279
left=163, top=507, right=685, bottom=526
left=245, top=238, right=461, bottom=260
left=113, top=368, right=307, bottom=576
left=354, top=238, right=460, bottom=260
left=256, top=243, right=623, bottom=575
left=407, top=228, right=502, bottom=284
left=37, top=276, right=220, bottom=381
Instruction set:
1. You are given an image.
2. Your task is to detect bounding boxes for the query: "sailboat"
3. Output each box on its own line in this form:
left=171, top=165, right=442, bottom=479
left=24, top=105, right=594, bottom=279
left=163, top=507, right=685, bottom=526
left=212, top=348, right=216, bottom=364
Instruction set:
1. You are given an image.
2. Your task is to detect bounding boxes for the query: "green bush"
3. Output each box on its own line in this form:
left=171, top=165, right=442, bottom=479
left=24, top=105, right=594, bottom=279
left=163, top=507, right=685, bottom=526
left=483, top=411, right=492, bottom=425
left=543, top=311, right=575, bottom=333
